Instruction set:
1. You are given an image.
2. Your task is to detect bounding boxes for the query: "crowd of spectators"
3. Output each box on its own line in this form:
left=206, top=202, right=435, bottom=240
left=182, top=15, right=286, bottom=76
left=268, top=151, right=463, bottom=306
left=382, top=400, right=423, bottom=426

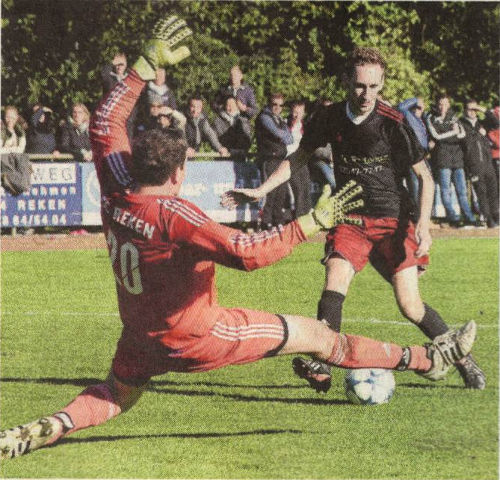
left=1, top=52, right=499, bottom=230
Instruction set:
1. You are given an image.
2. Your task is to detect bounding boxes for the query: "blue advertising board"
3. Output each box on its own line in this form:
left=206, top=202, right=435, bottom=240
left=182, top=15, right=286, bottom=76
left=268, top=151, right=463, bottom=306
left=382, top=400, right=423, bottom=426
left=81, top=162, right=102, bottom=225
left=180, top=161, right=261, bottom=223
left=79, top=160, right=262, bottom=225
left=0, top=161, right=459, bottom=228
left=1, top=163, right=82, bottom=227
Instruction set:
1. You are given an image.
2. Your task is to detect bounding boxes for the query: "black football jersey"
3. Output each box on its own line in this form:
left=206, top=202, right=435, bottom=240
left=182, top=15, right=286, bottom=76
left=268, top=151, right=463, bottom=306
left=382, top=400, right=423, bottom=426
left=300, top=100, right=425, bottom=217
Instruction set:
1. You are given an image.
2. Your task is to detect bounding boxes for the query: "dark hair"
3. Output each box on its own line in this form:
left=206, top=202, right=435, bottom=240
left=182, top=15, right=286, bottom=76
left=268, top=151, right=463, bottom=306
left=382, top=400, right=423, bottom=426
left=224, top=95, right=237, bottom=105
left=436, top=92, right=449, bottom=102
left=345, top=47, right=387, bottom=75
left=112, top=50, right=127, bottom=59
left=131, top=129, right=187, bottom=186
left=189, top=94, right=204, bottom=103
left=269, top=92, right=284, bottom=104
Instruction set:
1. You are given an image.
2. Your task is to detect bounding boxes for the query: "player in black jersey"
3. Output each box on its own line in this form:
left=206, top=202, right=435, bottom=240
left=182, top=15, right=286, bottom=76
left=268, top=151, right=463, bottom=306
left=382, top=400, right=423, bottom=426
left=222, top=47, right=485, bottom=390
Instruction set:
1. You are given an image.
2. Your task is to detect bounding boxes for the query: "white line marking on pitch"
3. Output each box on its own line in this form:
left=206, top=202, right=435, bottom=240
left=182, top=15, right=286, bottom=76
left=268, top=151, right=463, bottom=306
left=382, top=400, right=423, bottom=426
left=343, top=317, right=498, bottom=329
left=1, top=312, right=498, bottom=329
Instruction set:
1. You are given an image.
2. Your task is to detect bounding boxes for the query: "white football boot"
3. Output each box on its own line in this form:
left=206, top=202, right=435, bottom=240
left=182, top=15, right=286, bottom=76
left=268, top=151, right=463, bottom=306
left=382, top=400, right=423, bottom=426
left=0, top=416, right=64, bottom=460
left=419, top=320, right=477, bottom=381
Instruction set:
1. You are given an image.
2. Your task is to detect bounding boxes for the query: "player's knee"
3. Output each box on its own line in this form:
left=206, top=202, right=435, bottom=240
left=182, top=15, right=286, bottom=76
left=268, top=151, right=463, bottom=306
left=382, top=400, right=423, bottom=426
left=282, top=315, right=334, bottom=357
left=397, top=298, right=425, bottom=323
left=324, top=259, right=354, bottom=294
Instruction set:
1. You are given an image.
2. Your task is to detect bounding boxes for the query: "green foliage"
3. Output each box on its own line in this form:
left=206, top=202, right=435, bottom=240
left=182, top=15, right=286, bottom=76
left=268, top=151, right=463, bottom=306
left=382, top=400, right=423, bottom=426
left=170, top=34, right=239, bottom=106
left=1, top=1, right=498, bottom=120
left=343, top=2, right=433, bottom=104
left=411, top=2, right=500, bottom=104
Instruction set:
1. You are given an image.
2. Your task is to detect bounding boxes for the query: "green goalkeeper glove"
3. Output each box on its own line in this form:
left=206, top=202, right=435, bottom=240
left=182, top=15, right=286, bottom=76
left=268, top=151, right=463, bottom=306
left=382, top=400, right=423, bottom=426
left=133, top=16, right=192, bottom=81
left=297, top=181, right=364, bottom=237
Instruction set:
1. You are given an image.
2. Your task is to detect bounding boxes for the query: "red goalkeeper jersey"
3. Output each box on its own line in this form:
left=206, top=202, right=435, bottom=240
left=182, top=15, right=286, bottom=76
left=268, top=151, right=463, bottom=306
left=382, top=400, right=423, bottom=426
left=90, top=69, right=306, bottom=349
left=101, top=192, right=305, bottom=345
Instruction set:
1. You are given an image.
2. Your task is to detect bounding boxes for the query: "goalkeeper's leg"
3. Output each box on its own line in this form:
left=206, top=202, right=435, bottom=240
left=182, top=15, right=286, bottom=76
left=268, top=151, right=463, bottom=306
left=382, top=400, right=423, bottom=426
left=0, top=373, right=147, bottom=460
left=279, top=314, right=476, bottom=378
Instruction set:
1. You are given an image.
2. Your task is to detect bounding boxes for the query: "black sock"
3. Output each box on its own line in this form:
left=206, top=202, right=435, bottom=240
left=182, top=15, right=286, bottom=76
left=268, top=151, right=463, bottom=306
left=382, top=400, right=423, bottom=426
left=417, top=304, right=449, bottom=340
left=317, top=290, right=345, bottom=332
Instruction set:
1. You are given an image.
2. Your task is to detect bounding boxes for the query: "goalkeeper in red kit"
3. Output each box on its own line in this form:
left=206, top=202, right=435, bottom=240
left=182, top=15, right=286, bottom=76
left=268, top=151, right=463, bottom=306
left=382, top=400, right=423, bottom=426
left=0, top=17, right=477, bottom=460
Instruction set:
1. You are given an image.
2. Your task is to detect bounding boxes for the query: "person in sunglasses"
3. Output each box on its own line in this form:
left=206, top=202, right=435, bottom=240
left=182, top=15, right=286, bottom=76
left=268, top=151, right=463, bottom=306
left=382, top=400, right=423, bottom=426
left=255, top=93, right=294, bottom=229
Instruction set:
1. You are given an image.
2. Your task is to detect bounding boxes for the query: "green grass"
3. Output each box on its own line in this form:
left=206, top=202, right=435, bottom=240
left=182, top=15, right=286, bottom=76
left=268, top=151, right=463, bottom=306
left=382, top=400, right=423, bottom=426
left=1, top=238, right=498, bottom=479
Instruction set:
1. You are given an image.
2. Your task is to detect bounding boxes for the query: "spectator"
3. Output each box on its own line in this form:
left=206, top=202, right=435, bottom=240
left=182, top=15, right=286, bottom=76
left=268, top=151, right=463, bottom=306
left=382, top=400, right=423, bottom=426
left=1, top=106, right=31, bottom=234
left=185, top=96, right=229, bottom=158
left=213, top=95, right=252, bottom=160
left=286, top=100, right=312, bottom=217
left=101, top=51, right=128, bottom=92
left=426, top=94, right=477, bottom=228
left=398, top=97, right=432, bottom=210
left=60, top=103, right=92, bottom=162
left=135, top=94, right=168, bottom=135
left=484, top=106, right=500, bottom=179
left=26, top=105, right=60, bottom=156
left=460, top=100, right=499, bottom=228
left=214, top=65, right=258, bottom=119
left=155, top=105, right=186, bottom=136
left=307, top=98, right=336, bottom=190
left=1, top=106, right=26, bottom=154
left=101, top=51, right=135, bottom=140
left=255, top=93, right=294, bottom=228
left=145, top=67, right=177, bottom=109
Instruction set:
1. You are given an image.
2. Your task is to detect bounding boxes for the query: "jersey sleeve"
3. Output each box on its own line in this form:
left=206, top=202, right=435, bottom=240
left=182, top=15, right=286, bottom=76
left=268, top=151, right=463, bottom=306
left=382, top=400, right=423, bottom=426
left=89, top=69, right=146, bottom=194
left=299, top=105, right=333, bottom=153
left=390, top=120, right=426, bottom=170
left=158, top=197, right=306, bottom=271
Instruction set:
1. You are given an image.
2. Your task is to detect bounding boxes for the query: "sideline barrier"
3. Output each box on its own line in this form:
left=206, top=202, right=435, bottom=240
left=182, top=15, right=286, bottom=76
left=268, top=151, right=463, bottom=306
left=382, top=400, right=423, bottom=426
left=1, top=154, right=463, bottom=228
left=25, top=152, right=246, bottom=162
left=1, top=159, right=261, bottom=228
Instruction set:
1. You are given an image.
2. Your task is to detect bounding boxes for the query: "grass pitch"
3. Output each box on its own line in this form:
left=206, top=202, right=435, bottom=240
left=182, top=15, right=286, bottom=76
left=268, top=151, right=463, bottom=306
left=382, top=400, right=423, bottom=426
left=0, top=237, right=498, bottom=479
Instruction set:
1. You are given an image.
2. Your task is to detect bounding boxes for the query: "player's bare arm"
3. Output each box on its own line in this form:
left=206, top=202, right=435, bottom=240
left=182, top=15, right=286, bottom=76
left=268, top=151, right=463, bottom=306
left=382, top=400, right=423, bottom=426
left=220, top=147, right=310, bottom=208
left=412, top=159, right=434, bottom=257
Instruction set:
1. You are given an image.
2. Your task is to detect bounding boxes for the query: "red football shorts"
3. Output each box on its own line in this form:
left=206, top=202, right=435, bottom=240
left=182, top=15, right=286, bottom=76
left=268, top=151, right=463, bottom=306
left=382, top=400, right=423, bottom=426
left=323, top=216, right=429, bottom=280
left=111, top=308, right=288, bottom=385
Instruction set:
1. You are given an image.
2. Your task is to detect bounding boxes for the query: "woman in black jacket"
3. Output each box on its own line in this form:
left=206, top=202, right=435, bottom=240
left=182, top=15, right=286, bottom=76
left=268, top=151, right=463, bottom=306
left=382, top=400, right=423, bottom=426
left=60, top=103, right=92, bottom=162
left=426, top=95, right=477, bottom=227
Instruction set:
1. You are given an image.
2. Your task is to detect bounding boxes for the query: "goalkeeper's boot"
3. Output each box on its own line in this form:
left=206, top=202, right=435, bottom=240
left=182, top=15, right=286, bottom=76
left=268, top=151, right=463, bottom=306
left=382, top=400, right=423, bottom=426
left=419, top=320, right=477, bottom=381
left=455, top=354, right=486, bottom=390
left=0, top=416, right=66, bottom=460
left=292, top=357, right=332, bottom=393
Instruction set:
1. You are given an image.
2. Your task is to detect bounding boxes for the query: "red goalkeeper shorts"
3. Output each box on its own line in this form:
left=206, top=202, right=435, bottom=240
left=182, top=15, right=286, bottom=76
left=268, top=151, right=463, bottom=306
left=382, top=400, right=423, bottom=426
left=111, top=307, right=288, bottom=385
left=323, top=216, right=429, bottom=280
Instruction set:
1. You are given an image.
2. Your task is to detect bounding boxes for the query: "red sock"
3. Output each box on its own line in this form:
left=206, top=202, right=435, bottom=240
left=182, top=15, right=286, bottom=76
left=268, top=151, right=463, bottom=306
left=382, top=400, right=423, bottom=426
left=408, top=346, right=432, bottom=372
left=56, top=383, right=121, bottom=436
left=327, top=333, right=404, bottom=369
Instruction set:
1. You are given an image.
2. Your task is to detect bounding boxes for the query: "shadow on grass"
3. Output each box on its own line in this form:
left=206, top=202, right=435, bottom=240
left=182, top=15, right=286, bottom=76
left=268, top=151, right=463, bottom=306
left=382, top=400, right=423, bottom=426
left=0, top=376, right=350, bottom=405
left=0, top=376, right=302, bottom=389
left=54, top=428, right=304, bottom=446
left=399, top=382, right=464, bottom=390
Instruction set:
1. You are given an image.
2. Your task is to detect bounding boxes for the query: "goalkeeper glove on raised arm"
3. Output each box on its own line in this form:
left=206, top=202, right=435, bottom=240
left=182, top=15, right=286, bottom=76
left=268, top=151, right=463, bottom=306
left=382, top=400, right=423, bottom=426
left=133, top=16, right=192, bottom=81
left=297, top=181, right=364, bottom=237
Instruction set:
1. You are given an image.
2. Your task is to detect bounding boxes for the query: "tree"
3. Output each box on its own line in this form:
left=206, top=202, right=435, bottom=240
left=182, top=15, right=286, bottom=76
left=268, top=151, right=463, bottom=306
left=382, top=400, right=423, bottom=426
left=1, top=1, right=498, bottom=123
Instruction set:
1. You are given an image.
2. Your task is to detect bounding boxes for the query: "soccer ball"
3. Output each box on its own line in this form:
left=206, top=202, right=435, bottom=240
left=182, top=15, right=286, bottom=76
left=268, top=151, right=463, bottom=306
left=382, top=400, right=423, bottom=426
left=344, top=368, right=395, bottom=405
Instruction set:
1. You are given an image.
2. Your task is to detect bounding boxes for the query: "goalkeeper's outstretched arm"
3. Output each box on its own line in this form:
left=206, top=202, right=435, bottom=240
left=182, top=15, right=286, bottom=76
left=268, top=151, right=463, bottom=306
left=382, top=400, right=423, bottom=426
left=90, top=15, right=192, bottom=194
